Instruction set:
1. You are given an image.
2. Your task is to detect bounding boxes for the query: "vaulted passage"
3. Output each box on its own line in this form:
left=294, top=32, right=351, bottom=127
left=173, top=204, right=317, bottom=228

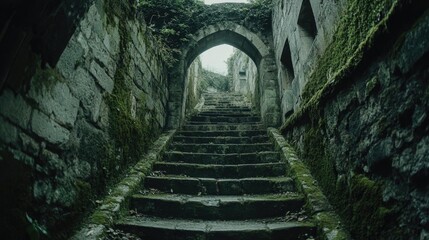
left=1, top=0, right=429, bottom=239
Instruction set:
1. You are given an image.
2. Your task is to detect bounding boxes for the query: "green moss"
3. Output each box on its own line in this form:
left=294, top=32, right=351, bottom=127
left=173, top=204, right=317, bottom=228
left=103, top=0, right=135, bottom=27
left=301, top=125, right=337, bottom=198
left=292, top=122, right=395, bottom=238
left=315, top=212, right=350, bottom=240
left=90, top=210, right=113, bottom=225
left=293, top=125, right=395, bottom=239
left=302, top=0, right=396, bottom=103
left=73, top=180, right=93, bottom=212
left=104, top=0, right=157, bottom=183
left=342, top=175, right=392, bottom=239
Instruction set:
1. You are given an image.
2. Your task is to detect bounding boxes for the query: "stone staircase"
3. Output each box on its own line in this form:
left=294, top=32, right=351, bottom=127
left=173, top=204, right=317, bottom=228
left=114, top=92, right=316, bottom=240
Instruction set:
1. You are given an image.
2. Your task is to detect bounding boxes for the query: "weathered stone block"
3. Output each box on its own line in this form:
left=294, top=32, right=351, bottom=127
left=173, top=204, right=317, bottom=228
left=0, top=89, right=32, bottom=129
left=398, top=14, right=429, bottom=73
left=0, top=116, right=18, bottom=144
left=69, top=67, right=102, bottom=122
left=89, top=60, right=114, bottom=93
left=19, top=133, right=40, bottom=156
left=87, top=34, right=117, bottom=78
left=31, top=110, right=70, bottom=144
left=57, top=34, right=86, bottom=80
left=29, top=81, right=79, bottom=128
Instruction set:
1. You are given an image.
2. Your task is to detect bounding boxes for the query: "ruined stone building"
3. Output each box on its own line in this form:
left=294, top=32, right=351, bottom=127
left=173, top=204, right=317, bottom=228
left=0, top=0, right=428, bottom=239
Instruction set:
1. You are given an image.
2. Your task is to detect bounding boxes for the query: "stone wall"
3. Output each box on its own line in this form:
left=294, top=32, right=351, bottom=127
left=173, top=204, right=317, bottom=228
left=276, top=0, right=429, bottom=238
left=0, top=0, right=94, bottom=92
left=229, top=50, right=258, bottom=104
left=272, top=0, right=347, bottom=121
left=0, top=0, right=168, bottom=238
left=184, top=57, right=203, bottom=116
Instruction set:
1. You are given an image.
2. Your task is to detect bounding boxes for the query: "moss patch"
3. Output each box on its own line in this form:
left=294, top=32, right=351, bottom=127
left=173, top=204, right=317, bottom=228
left=291, top=124, right=395, bottom=239
left=302, top=0, right=396, bottom=102
left=341, top=175, right=393, bottom=239
left=104, top=0, right=157, bottom=178
left=301, top=124, right=337, bottom=198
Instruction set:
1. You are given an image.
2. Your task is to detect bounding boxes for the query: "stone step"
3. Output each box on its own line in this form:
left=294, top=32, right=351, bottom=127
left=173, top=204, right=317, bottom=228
left=152, top=162, right=286, bottom=178
left=169, top=143, right=273, bottom=154
left=175, top=130, right=267, bottom=137
left=186, top=121, right=262, bottom=125
left=190, top=116, right=261, bottom=123
left=196, top=112, right=257, bottom=117
left=203, top=100, right=249, bottom=104
left=182, top=124, right=265, bottom=131
left=129, top=194, right=305, bottom=220
left=203, top=95, right=245, bottom=98
left=200, top=108, right=252, bottom=112
left=203, top=103, right=249, bottom=107
left=172, top=135, right=269, bottom=144
left=116, top=216, right=316, bottom=240
left=163, top=151, right=280, bottom=164
left=144, top=176, right=296, bottom=195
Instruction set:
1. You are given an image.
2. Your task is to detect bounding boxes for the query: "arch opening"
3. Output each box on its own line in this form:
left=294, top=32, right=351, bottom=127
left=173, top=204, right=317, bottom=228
left=183, top=45, right=258, bottom=117
left=167, top=22, right=281, bottom=129
left=185, top=30, right=263, bottom=70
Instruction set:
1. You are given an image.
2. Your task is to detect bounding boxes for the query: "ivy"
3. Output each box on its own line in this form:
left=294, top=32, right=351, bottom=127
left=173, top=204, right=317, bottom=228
left=244, top=0, right=273, bottom=32
left=137, top=0, right=205, bottom=66
left=137, top=0, right=272, bottom=67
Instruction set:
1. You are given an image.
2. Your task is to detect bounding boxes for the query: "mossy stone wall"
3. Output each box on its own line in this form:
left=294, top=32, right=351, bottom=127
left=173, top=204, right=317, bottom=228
left=278, top=0, right=429, bottom=238
left=0, top=0, right=169, bottom=238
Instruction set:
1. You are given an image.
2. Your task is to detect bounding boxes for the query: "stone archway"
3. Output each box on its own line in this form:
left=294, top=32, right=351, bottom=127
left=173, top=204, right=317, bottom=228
left=167, top=21, right=281, bottom=129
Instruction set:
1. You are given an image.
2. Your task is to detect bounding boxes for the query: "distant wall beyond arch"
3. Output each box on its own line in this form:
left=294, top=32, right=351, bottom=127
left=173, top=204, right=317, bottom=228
left=167, top=21, right=281, bottom=128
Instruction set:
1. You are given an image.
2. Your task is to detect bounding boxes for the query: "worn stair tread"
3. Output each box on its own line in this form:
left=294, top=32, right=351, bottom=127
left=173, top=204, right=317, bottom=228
left=183, top=123, right=264, bottom=127
left=163, top=151, right=280, bottom=164
left=116, top=216, right=316, bottom=240
left=133, top=193, right=302, bottom=201
left=172, top=135, right=270, bottom=144
left=169, top=143, right=273, bottom=154
left=186, top=121, right=262, bottom=125
left=190, top=116, right=261, bottom=121
left=130, top=193, right=305, bottom=220
left=170, top=143, right=273, bottom=147
left=196, top=112, right=258, bottom=117
left=176, top=130, right=267, bottom=137
left=144, top=175, right=296, bottom=195
left=153, top=162, right=286, bottom=178
left=182, top=124, right=265, bottom=131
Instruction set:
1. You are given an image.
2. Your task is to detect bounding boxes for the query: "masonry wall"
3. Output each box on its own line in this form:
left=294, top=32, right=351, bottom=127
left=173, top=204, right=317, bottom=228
left=273, top=0, right=347, bottom=121
left=184, top=57, right=203, bottom=116
left=229, top=50, right=258, bottom=105
left=274, top=0, right=429, bottom=239
left=0, top=0, right=168, bottom=238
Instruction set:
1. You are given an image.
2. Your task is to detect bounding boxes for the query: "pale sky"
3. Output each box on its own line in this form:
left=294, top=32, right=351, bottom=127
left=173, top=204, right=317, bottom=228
left=200, top=1, right=248, bottom=75
left=200, top=45, right=235, bottom=76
